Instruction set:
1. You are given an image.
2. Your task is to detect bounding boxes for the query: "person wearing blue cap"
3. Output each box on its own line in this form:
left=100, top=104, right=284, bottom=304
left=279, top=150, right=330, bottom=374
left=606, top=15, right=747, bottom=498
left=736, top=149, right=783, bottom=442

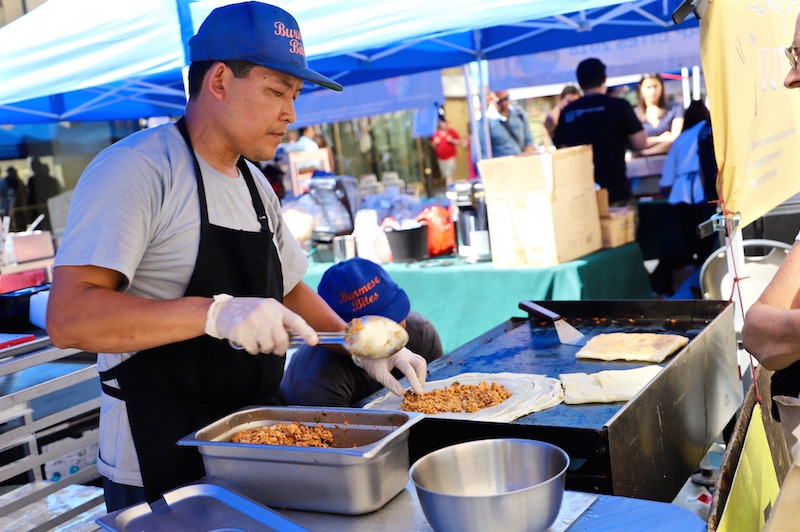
left=45, top=2, right=427, bottom=511
left=282, top=258, right=443, bottom=406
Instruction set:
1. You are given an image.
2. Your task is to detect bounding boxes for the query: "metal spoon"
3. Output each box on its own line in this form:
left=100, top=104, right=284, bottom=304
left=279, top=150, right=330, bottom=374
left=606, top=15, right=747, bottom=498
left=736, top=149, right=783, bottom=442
left=344, top=315, right=410, bottom=359
left=231, top=315, right=409, bottom=360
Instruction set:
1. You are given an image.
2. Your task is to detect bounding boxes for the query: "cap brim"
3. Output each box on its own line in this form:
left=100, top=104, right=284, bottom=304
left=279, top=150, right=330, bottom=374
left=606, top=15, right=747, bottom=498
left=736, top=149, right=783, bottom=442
left=258, top=60, right=342, bottom=92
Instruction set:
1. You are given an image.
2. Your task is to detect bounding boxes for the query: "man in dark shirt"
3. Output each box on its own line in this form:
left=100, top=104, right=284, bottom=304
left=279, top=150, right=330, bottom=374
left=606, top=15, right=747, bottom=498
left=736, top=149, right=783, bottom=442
left=553, top=58, right=647, bottom=204
left=281, top=258, right=443, bottom=406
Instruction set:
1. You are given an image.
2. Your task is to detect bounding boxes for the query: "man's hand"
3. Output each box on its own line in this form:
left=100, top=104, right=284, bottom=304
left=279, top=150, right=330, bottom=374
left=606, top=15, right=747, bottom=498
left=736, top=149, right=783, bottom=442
left=352, top=347, right=427, bottom=396
left=205, top=295, right=318, bottom=355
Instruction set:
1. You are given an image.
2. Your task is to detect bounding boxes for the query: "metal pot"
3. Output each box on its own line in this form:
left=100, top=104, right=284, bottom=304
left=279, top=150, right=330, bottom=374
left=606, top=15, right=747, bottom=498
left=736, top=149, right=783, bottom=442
left=410, top=438, right=569, bottom=532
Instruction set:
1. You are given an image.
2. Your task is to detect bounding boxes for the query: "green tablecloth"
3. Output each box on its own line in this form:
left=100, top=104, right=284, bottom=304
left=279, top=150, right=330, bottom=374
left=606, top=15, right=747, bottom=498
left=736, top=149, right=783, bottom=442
left=303, top=242, right=653, bottom=354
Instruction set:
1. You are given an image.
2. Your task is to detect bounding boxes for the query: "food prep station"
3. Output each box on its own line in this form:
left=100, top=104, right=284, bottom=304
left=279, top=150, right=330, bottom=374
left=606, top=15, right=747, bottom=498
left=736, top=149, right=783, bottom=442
left=397, top=299, right=741, bottom=502
left=2, top=299, right=738, bottom=530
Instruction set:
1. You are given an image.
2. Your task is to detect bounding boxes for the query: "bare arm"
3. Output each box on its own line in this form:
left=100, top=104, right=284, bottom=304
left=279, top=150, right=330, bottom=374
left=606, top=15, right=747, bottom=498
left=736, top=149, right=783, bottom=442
left=645, top=117, right=684, bottom=147
left=543, top=113, right=557, bottom=137
left=741, top=242, right=800, bottom=370
left=47, top=265, right=211, bottom=353
left=628, top=130, right=648, bottom=152
left=283, top=280, right=347, bottom=332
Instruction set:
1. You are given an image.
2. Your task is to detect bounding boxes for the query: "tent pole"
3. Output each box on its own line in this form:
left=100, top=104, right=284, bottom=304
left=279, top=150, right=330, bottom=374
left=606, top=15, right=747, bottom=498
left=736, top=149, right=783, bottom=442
left=473, top=30, right=491, bottom=160
left=333, top=122, right=343, bottom=174
left=477, top=60, right=492, bottom=160
left=462, top=64, right=482, bottom=162
left=415, top=137, right=427, bottom=196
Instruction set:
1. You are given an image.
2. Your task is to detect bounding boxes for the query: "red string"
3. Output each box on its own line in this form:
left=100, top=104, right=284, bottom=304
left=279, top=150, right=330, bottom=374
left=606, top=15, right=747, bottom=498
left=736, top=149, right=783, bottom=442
left=715, top=160, right=761, bottom=404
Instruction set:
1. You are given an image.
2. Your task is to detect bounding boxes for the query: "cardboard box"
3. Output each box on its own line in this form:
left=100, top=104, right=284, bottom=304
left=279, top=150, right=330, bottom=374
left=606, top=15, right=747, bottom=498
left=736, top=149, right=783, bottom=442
left=596, top=188, right=610, bottom=217
left=477, top=146, right=602, bottom=267
left=601, top=206, right=636, bottom=248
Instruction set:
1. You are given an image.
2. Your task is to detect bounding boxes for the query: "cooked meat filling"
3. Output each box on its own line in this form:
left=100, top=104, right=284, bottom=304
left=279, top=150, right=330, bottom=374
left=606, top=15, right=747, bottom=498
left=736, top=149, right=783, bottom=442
left=402, top=381, right=512, bottom=414
left=232, top=422, right=334, bottom=447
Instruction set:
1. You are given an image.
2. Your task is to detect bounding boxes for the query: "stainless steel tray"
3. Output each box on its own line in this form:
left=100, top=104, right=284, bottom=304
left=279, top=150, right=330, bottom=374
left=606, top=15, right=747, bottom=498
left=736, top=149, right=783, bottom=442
left=95, top=482, right=308, bottom=531
left=178, top=406, right=423, bottom=515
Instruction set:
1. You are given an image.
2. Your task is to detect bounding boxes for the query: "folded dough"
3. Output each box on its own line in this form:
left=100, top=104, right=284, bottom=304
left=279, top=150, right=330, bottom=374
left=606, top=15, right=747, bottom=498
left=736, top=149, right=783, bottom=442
left=576, top=332, right=688, bottom=363
left=559, top=365, right=663, bottom=405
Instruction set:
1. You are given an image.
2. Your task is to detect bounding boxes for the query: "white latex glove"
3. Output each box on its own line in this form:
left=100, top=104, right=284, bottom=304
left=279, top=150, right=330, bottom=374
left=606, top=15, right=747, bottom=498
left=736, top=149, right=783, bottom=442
left=353, top=347, right=427, bottom=397
left=204, top=294, right=317, bottom=355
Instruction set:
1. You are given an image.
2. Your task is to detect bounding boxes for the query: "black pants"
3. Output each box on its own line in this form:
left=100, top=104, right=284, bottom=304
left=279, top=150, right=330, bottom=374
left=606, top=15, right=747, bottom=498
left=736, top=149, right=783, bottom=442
left=649, top=203, right=714, bottom=295
left=102, top=476, right=146, bottom=512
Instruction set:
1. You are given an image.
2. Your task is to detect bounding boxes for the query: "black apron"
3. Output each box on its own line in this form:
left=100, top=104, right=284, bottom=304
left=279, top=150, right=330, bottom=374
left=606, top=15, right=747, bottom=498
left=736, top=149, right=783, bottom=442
left=99, top=118, right=285, bottom=502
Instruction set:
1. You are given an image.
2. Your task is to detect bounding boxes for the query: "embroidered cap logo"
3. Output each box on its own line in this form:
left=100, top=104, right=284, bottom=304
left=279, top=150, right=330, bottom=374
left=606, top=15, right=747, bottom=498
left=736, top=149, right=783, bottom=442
left=274, top=21, right=305, bottom=57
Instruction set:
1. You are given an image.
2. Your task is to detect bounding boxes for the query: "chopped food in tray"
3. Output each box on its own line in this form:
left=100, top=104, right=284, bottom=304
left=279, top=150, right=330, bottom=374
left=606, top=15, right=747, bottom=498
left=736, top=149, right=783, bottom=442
left=402, top=381, right=512, bottom=414
left=364, top=372, right=563, bottom=422
left=232, top=421, right=334, bottom=448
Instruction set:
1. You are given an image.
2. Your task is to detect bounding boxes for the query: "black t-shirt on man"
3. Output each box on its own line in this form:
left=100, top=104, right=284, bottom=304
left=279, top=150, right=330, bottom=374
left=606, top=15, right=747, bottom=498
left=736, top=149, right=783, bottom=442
left=552, top=93, right=643, bottom=203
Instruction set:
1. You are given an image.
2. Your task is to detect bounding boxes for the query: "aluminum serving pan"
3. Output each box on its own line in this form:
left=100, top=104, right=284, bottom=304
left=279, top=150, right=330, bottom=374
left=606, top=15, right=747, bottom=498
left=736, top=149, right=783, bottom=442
left=178, top=405, right=423, bottom=515
left=96, top=483, right=308, bottom=531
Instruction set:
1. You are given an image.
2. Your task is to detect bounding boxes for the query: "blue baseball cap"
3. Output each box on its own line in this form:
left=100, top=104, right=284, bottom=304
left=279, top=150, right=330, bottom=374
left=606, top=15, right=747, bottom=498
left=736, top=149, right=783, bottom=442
left=318, top=258, right=411, bottom=324
left=190, top=2, right=342, bottom=92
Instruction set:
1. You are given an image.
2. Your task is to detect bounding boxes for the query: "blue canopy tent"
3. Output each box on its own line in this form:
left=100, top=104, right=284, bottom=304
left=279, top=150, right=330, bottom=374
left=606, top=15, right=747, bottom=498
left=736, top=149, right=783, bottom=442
left=0, top=0, right=698, bottom=126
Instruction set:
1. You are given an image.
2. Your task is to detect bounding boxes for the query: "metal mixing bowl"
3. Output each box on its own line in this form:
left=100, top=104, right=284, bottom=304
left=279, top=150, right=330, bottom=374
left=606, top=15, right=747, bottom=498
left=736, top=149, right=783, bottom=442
left=409, top=438, right=569, bottom=532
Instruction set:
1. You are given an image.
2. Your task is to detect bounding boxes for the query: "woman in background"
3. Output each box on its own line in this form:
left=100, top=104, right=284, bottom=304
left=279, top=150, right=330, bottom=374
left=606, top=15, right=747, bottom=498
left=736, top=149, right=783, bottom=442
left=543, top=85, right=581, bottom=143
left=635, top=73, right=684, bottom=156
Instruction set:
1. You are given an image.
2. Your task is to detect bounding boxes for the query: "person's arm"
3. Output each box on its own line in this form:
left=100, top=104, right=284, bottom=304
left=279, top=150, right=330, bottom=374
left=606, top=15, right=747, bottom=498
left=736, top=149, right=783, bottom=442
left=646, top=112, right=684, bottom=147
left=448, top=129, right=460, bottom=144
left=543, top=111, right=557, bottom=138
left=283, top=280, right=347, bottom=332
left=48, top=265, right=319, bottom=356
left=520, top=112, right=536, bottom=155
left=742, top=242, right=800, bottom=370
left=628, top=130, right=648, bottom=152
left=47, top=265, right=211, bottom=353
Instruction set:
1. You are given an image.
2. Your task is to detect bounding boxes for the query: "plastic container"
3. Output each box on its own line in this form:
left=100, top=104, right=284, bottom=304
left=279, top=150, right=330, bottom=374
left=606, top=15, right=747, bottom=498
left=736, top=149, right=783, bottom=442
left=384, top=225, right=429, bottom=262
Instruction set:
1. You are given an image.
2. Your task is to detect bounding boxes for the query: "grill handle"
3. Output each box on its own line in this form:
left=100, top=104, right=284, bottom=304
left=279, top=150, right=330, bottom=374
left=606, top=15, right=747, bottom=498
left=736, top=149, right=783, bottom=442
left=519, top=300, right=562, bottom=322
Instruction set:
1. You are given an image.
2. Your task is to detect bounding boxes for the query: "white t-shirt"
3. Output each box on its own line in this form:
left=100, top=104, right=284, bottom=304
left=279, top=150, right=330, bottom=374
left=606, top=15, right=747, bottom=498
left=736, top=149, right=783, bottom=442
left=54, top=123, right=308, bottom=487
left=294, top=135, right=319, bottom=152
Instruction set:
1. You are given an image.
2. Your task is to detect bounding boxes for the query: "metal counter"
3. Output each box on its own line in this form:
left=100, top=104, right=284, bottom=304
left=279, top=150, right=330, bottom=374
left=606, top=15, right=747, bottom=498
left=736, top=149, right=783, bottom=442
left=276, top=481, right=707, bottom=531
left=370, top=300, right=740, bottom=503
left=0, top=334, right=102, bottom=530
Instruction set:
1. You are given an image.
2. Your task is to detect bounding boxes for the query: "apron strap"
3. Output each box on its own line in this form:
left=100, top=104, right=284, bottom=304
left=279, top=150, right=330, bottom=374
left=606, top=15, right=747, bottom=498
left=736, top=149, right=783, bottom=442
left=176, top=117, right=271, bottom=233
left=238, top=158, right=271, bottom=233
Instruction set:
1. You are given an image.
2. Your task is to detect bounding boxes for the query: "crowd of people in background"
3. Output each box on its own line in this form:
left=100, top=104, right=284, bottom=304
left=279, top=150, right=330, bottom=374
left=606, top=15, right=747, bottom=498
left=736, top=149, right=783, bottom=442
left=473, top=58, right=718, bottom=299
left=0, top=157, right=61, bottom=232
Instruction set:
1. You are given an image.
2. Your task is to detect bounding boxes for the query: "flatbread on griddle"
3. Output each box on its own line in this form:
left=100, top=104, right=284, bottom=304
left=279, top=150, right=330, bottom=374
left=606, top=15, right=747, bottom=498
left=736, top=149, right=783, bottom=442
left=575, top=332, right=688, bottom=363
left=560, top=365, right=663, bottom=405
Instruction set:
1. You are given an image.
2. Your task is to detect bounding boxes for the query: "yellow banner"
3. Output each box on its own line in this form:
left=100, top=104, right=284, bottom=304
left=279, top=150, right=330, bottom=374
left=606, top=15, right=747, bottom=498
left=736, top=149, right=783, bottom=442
left=701, top=2, right=800, bottom=228
left=719, top=404, right=780, bottom=532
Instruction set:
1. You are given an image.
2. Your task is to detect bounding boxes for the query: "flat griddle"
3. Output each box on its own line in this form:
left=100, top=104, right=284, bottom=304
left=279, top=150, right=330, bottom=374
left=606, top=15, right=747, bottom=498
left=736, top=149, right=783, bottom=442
left=387, top=300, right=741, bottom=502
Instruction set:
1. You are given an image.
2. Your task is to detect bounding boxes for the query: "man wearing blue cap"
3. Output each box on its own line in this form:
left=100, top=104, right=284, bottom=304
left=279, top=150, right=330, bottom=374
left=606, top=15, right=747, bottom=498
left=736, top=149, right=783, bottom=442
left=46, top=2, right=427, bottom=511
left=282, top=258, right=443, bottom=406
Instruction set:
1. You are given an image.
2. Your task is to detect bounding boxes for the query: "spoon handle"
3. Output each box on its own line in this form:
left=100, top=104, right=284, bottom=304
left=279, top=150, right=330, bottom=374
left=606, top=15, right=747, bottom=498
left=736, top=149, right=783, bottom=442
left=229, top=334, right=347, bottom=352
left=289, top=334, right=346, bottom=348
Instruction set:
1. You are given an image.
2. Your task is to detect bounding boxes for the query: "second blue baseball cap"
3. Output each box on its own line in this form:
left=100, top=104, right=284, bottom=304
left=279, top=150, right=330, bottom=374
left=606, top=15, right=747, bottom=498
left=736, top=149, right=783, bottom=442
left=190, top=2, right=342, bottom=92
left=318, top=258, right=411, bottom=324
